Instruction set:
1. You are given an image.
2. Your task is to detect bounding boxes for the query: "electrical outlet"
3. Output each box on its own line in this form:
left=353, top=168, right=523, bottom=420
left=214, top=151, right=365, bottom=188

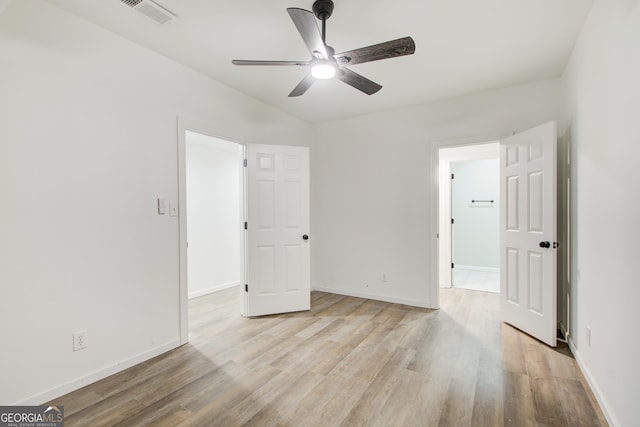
left=586, top=327, right=591, bottom=347
left=73, top=330, right=88, bottom=351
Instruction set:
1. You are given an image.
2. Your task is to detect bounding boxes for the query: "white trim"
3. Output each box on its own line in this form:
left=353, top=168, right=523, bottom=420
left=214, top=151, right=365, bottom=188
left=14, top=339, right=181, bottom=405
left=568, top=338, right=619, bottom=427
left=454, top=265, right=500, bottom=273
left=429, top=142, right=441, bottom=309
left=188, top=281, right=240, bottom=299
left=312, top=286, right=434, bottom=309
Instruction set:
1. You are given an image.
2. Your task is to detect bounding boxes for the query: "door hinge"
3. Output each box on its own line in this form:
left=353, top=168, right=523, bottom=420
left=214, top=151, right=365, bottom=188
left=244, top=222, right=248, bottom=230
left=451, top=218, right=455, bottom=224
left=451, top=263, right=455, bottom=269
left=451, top=173, right=454, bottom=180
left=245, top=284, right=248, bottom=292
left=243, top=159, right=247, bottom=167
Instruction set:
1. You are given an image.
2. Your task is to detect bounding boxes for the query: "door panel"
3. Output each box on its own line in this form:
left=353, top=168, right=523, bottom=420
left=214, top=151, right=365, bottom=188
left=506, top=176, right=519, bottom=230
left=246, top=144, right=310, bottom=317
left=506, top=248, right=519, bottom=303
left=528, top=251, right=544, bottom=314
left=500, top=121, right=557, bottom=347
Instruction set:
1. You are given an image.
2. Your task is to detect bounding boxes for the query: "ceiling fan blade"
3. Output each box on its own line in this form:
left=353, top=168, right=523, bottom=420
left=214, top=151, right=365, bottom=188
left=335, top=67, right=382, bottom=95
left=288, top=73, right=316, bottom=97
left=232, top=60, right=310, bottom=66
left=287, top=8, right=328, bottom=59
left=335, top=36, right=415, bottom=66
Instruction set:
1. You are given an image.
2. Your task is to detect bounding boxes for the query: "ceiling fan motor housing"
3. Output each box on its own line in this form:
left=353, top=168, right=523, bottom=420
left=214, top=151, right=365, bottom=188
left=312, top=0, right=334, bottom=20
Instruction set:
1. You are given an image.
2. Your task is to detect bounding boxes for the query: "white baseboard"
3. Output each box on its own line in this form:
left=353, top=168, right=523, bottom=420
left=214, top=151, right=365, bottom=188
left=455, top=265, right=499, bottom=273
left=311, top=285, right=435, bottom=309
left=15, top=339, right=182, bottom=406
left=567, top=337, right=618, bottom=427
left=189, top=281, right=240, bottom=299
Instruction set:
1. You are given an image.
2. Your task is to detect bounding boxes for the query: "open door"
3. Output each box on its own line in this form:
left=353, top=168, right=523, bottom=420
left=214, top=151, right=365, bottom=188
left=500, top=121, right=557, bottom=346
left=245, top=144, right=310, bottom=317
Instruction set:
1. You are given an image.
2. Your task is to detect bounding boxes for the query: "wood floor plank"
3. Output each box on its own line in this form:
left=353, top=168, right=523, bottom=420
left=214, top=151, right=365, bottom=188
left=204, top=368, right=309, bottom=426
left=522, top=333, right=571, bottom=426
left=407, top=375, right=451, bottom=427
left=503, top=371, right=537, bottom=427
left=501, top=323, right=529, bottom=375
left=340, top=347, right=416, bottom=426
left=375, top=368, right=426, bottom=427
left=546, top=343, right=581, bottom=381
left=176, top=363, right=281, bottom=427
left=311, top=320, right=379, bottom=376
left=242, top=370, right=326, bottom=427
left=48, top=287, right=608, bottom=427
left=48, top=390, right=101, bottom=418
left=471, top=348, right=505, bottom=427
left=113, top=402, right=192, bottom=427
left=272, top=368, right=368, bottom=427
left=556, top=378, right=605, bottom=427
left=437, top=377, right=477, bottom=427
left=531, top=376, right=571, bottom=426
left=63, top=390, right=145, bottom=427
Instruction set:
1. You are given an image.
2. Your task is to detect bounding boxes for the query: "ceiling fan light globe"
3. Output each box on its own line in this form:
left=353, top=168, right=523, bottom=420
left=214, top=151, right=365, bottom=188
left=311, top=63, right=336, bottom=79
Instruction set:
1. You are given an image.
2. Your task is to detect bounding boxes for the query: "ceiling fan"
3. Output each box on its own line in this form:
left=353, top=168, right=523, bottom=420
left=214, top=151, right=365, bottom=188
left=232, top=0, right=416, bottom=97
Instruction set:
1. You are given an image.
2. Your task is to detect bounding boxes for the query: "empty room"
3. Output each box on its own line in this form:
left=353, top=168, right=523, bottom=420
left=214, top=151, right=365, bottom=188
left=1, top=0, right=638, bottom=426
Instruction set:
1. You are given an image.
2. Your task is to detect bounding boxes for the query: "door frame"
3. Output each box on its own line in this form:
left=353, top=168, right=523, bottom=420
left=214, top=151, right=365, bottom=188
left=430, top=133, right=504, bottom=308
left=177, top=117, right=247, bottom=345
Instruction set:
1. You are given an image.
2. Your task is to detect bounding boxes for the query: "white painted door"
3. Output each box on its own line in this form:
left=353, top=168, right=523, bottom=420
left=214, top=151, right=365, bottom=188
left=500, top=121, right=557, bottom=347
left=245, top=144, right=310, bottom=317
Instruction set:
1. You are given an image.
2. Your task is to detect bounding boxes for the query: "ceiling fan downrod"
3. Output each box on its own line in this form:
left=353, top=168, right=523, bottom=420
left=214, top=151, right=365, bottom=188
left=312, top=0, right=334, bottom=44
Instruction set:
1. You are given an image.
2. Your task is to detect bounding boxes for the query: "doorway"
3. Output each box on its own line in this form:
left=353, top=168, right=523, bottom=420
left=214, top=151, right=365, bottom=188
left=184, top=131, right=244, bottom=299
left=438, top=142, right=500, bottom=293
left=177, top=120, right=246, bottom=344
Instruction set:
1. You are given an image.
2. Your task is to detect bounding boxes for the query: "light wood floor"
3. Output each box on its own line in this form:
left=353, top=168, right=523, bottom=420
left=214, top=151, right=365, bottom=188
left=51, top=287, right=607, bottom=426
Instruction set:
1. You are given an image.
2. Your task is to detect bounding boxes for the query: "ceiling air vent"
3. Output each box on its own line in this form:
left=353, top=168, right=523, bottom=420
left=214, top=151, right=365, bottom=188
left=120, top=0, right=177, bottom=25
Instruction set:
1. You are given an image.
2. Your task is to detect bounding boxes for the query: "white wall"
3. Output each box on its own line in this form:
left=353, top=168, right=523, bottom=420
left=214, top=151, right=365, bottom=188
left=186, top=132, right=242, bottom=298
left=310, top=79, right=563, bottom=307
left=0, top=0, right=309, bottom=405
left=451, top=159, right=500, bottom=269
left=0, top=0, right=11, bottom=15
left=561, top=1, right=640, bottom=425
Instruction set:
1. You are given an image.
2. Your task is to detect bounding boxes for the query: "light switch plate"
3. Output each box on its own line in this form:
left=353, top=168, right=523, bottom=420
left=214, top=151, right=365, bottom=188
left=157, top=197, right=167, bottom=215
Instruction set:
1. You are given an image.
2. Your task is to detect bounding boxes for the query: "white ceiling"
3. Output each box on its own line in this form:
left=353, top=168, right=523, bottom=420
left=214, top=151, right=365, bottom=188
left=45, top=0, right=593, bottom=124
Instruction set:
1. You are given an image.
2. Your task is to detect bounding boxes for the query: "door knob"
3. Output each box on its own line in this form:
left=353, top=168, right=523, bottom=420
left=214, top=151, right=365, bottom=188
left=539, top=241, right=551, bottom=249
left=302, top=234, right=309, bottom=240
